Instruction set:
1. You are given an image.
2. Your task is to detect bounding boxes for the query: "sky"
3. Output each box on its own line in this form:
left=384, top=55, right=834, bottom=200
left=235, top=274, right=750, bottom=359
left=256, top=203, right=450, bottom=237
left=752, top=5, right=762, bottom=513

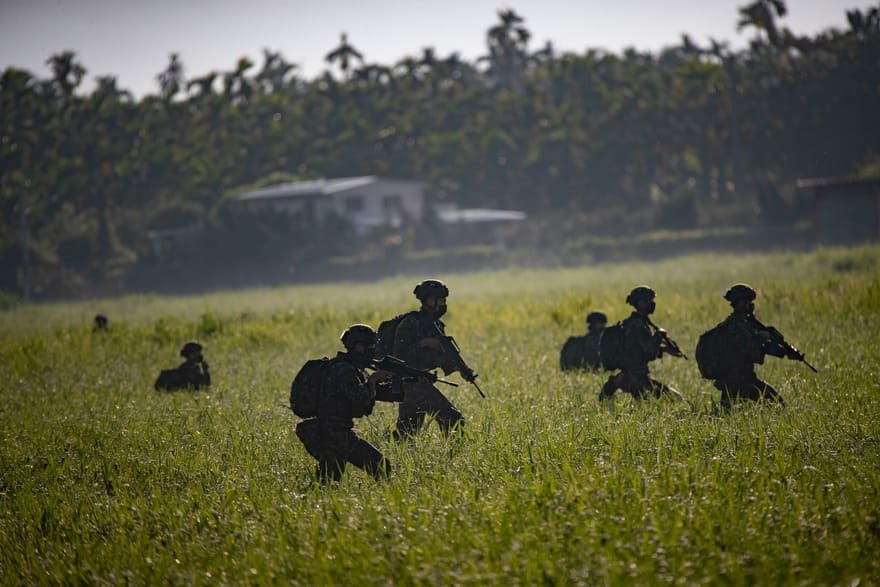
left=0, top=0, right=871, bottom=97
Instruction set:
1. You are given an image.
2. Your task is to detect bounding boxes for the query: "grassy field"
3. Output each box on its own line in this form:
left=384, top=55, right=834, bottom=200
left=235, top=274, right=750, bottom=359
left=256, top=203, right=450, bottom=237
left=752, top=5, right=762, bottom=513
left=1, top=246, right=879, bottom=585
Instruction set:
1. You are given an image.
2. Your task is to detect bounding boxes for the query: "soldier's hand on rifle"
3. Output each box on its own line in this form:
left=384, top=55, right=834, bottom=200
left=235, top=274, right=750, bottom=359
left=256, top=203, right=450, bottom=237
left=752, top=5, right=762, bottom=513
left=201, top=360, right=210, bottom=370
left=418, top=337, right=443, bottom=352
left=368, top=370, right=393, bottom=391
left=460, top=365, right=477, bottom=383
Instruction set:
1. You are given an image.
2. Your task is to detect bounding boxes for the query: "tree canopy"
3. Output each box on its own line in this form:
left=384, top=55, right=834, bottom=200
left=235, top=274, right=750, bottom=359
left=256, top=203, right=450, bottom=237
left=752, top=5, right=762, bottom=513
left=1, top=3, right=878, bottom=298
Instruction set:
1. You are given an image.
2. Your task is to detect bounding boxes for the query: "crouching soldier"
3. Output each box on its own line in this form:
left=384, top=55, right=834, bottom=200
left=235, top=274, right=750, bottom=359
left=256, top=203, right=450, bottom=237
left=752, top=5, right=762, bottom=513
left=709, top=284, right=813, bottom=410
left=560, top=311, right=607, bottom=371
left=154, top=341, right=211, bottom=391
left=390, top=279, right=469, bottom=439
left=295, top=324, right=393, bottom=484
left=599, top=286, right=684, bottom=402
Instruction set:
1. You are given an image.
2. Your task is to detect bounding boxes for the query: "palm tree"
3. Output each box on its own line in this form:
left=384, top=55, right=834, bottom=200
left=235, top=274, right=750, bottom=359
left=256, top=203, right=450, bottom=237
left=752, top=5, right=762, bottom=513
left=737, top=0, right=787, bottom=46
left=157, top=53, right=184, bottom=101
left=223, top=57, right=255, bottom=104
left=480, top=9, right=532, bottom=89
left=256, top=48, right=298, bottom=94
left=187, top=72, right=218, bottom=99
left=324, top=32, right=364, bottom=79
left=45, top=51, right=86, bottom=102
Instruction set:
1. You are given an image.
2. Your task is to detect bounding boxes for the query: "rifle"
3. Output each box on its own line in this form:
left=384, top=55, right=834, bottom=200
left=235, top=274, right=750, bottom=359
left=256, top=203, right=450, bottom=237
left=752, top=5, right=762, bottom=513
left=369, top=355, right=459, bottom=388
left=645, top=317, right=688, bottom=360
left=748, top=315, right=818, bottom=373
left=433, top=322, right=487, bottom=398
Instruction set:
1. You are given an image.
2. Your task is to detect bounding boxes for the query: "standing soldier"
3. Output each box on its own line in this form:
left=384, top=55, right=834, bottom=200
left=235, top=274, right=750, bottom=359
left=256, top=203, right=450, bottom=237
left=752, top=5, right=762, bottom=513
left=560, top=311, right=607, bottom=371
left=389, top=279, right=473, bottom=438
left=709, top=284, right=811, bottom=410
left=599, top=286, right=684, bottom=401
left=154, top=341, right=211, bottom=391
left=295, top=324, right=393, bottom=484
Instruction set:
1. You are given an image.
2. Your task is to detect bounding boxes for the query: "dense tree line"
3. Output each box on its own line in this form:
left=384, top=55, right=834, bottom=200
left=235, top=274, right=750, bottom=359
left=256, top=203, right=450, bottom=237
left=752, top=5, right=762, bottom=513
left=1, top=2, right=879, bottom=299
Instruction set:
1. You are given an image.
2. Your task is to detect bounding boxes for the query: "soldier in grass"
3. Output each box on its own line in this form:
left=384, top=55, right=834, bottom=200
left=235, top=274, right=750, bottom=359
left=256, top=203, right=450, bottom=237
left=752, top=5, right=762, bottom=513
left=295, top=325, right=393, bottom=484
left=93, top=314, right=109, bottom=332
left=709, top=284, right=798, bottom=410
left=387, top=279, right=471, bottom=438
left=154, top=341, right=211, bottom=391
left=599, top=286, right=684, bottom=402
left=560, top=311, right=607, bottom=371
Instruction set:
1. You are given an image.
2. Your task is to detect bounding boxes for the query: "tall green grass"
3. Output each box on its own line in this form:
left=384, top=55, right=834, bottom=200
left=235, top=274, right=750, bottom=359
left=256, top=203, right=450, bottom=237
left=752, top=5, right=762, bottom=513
left=1, top=246, right=878, bottom=584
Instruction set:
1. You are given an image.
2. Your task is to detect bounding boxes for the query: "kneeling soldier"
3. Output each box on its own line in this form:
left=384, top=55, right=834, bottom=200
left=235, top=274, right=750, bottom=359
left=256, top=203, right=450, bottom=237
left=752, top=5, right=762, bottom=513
left=296, top=324, right=393, bottom=484
left=391, top=280, right=469, bottom=438
left=599, top=286, right=684, bottom=401
left=713, top=284, right=800, bottom=409
left=154, top=341, right=211, bottom=391
left=560, top=311, right=607, bottom=371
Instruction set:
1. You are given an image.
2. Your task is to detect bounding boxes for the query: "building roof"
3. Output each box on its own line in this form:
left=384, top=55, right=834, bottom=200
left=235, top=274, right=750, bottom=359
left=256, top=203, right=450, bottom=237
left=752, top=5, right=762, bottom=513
left=436, top=208, right=527, bottom=224
left=235, top=176, right=424, bottom=202
left=796, top=176, right=880, bottom=196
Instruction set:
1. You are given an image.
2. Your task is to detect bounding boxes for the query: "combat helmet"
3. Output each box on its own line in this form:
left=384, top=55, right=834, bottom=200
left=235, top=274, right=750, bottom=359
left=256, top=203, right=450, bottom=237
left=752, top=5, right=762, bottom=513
left=625, top=286, right=656, bottom=306
left=340, top=324, right=377, bottom=348
left=413, top=279, right=449, bottom=301
left=586, top=311, right=607, bottom=325
left=180, top=341, right=203, bottom=358
left=723, top=283, right=757, bottom=304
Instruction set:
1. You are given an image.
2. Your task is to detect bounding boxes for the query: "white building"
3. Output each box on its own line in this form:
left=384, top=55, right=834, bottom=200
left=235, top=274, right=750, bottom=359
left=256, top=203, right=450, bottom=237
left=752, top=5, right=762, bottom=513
left=234, top=176, right=426, bottom=235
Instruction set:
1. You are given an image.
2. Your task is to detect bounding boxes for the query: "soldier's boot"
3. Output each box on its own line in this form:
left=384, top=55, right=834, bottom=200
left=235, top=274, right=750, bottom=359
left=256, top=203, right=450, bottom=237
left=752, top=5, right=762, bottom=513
left=317, top=459, right=344, bottom=485
left=363, top=457, right=392, bottom=481
left=437, top=410, right=465, bottom=437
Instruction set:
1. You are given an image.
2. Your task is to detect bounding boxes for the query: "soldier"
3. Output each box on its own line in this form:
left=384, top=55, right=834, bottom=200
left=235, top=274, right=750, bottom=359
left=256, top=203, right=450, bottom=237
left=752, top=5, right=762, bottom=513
left=93, top=314, right=109, bottom=332
left=295, top=324, right=392, bottom=484
left=560, top=311, right=607, bottom=371
left=599, top=286, right=683, bottom=401
left=154, top=341, right=211, bottom=391
left=391, top=279, right=470, bottom=438
left=711, top=283, right=798, bottom=409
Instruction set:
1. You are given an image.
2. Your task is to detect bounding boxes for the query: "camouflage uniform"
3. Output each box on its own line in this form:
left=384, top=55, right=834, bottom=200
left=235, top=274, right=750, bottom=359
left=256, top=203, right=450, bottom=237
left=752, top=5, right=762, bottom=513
left=560, top=330, right=603, bottom=371
left=392, top=309, right=463, bottom=436
left=713, top=312, right=787, bottom=409
left=295, top=351, right=389, bottom=483
left=599, top=311, right=681, bottom=400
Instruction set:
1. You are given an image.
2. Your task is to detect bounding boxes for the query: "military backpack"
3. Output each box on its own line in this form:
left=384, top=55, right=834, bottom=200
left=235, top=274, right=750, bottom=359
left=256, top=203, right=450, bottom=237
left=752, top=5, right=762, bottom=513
left=598, top=322, right=626, bottom=371
left=695, top=323, right=726, bottom=379
left=560, top=335, right=587, bottom=371
left=289, top=357, right=336, bottom=418
left=374, top=311, right=418, bottom=359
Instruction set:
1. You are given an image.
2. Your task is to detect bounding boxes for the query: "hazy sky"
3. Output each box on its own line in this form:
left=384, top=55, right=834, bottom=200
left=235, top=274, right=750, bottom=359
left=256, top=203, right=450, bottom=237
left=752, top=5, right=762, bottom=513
left=0, top=0, right=870, bottom=97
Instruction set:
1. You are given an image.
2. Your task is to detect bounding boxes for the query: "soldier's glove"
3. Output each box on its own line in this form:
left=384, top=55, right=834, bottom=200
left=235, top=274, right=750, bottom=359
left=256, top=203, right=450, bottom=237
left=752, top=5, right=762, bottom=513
left=460, top=366, right=477, bottom=383
left=368, top=371, right=393, bottom=389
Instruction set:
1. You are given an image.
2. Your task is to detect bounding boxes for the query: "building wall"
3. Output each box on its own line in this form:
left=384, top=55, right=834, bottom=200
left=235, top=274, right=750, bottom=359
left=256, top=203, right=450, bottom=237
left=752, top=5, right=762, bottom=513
left=330, top=180, right=425, bottom=232
left=816, top=193, right=879, bottom=246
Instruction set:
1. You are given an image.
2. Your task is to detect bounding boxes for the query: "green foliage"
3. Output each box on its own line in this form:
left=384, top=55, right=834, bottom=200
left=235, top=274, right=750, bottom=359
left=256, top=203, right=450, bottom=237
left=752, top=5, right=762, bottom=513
left=2, top=7, right=879, bottom=297
left=1, top=247, right=879, bottom=583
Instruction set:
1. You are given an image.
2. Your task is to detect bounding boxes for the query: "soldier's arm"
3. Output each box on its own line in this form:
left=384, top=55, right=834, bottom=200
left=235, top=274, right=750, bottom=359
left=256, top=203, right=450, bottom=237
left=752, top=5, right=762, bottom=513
left=393, top=315, right=439, bottom=369
left=635, top=322, right=662, bottom=360
left=326, top=362, right=375, bottom=415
